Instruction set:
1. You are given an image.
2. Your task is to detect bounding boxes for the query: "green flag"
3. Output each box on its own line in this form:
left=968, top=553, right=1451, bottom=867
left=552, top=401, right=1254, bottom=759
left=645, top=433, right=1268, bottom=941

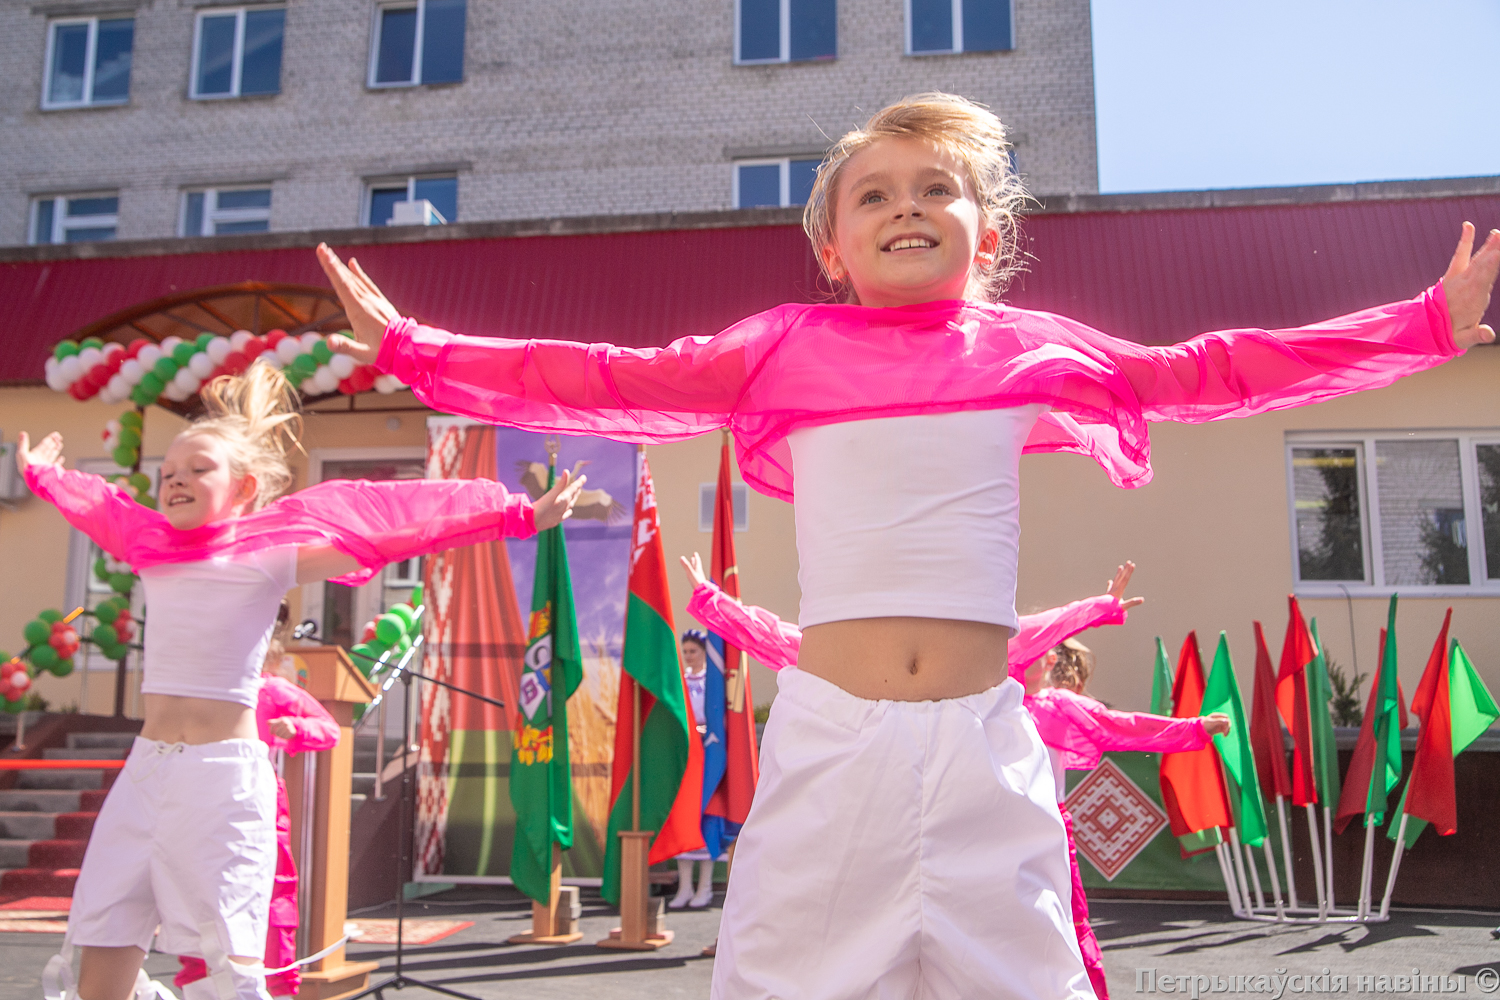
left=509, top=461, right=584, bottom=905
left=1151, top=637, right=1174, bottom=718
left=1201, top=632, right=1268, bottom=846
left=1306, top=619, right=1342, bottom=810
left=1365, top=594, right=1403, bottom=827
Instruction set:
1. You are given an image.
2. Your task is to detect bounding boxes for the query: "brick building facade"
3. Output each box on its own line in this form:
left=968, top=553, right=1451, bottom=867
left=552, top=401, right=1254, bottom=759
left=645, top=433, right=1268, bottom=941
left=0, top=0, right=1098, bottom=245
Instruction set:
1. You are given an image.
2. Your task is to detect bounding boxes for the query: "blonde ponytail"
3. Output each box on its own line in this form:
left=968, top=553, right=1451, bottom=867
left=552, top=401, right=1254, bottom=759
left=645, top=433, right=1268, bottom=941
left=187, top=363, right=303, bottom=508
left=1049, top=638, right=1093, bottom=695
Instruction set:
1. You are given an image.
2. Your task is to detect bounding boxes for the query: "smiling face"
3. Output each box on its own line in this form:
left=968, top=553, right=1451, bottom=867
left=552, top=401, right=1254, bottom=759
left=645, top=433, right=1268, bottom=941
left=159, top=431, right=257, bottom=530
left=824, top=136, right=998, bottom=309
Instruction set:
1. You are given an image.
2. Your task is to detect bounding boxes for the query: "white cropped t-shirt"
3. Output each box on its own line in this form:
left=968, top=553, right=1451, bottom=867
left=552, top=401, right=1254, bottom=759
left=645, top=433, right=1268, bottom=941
left=788, top=406, right=1044, bottom=632
left=137, top=546, right=298, bottom=708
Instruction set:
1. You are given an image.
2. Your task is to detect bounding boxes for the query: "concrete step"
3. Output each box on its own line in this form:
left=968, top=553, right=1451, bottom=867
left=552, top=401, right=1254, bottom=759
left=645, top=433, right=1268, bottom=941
left=0, top=867, right=79, bottom=897
left=0, top=812, right=59, bottom=840
left=0, top=790, right=84, bottom=813
left=0, top=841, right=33, bottom=868
left=55, top=813, right=96, bottom=839
left=27, top=840, right=88, bottom=869
left=43, top=748, right=129, bottom=760
left=17, top=769, right=106, bottom=790
left=67, top=733, right=137, bottom=750
left=352, top=774, right=376, bottom=796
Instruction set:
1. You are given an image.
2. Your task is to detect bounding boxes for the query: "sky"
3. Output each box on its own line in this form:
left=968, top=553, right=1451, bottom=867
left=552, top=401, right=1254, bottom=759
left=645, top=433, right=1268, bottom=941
left=1091, top=0, right=1500, bottom=194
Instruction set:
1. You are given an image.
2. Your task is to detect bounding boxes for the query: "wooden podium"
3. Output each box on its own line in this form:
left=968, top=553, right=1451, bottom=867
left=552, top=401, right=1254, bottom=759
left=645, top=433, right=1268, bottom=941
left=285, top=646, right=381, bottom=1000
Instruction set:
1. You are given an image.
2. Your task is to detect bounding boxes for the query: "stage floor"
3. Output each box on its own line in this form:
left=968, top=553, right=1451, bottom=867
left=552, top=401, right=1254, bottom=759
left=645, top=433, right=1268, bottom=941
left=0, top=889, right=1494, bottom=999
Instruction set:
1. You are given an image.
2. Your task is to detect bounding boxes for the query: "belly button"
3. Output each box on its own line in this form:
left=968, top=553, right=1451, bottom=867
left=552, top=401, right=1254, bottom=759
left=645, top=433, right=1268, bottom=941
left=907, top=661, right=919, bottom=675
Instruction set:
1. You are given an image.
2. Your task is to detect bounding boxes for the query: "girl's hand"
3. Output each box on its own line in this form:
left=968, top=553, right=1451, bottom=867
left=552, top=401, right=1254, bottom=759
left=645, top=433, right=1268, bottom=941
left=15, top=431, right=64, bottom=475
left=1203, top=713, right=1232, bottom=737
left=680, top=552, right=708, bottom=588
left=1442, top=223, right=1500, bottom=349
left=1105, top=560, right=1144, bottom=610
left=316, top=244, right=401, bottom=363
left=268, top=718, right=297, bottom=740
left=533, top=469, right=586, bottom=531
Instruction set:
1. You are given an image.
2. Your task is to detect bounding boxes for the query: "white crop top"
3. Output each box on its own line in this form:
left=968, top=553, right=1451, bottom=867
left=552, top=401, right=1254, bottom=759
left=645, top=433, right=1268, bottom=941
left=137, top=546, right=298, bottom=709
left=788, top=406, right=1044, bottom=631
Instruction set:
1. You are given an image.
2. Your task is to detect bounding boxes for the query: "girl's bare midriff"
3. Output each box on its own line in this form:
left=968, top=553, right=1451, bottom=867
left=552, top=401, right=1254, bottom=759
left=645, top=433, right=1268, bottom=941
left=797, top=617, right=1011, bottom=702
left=140, top=694, right=258, bottom=744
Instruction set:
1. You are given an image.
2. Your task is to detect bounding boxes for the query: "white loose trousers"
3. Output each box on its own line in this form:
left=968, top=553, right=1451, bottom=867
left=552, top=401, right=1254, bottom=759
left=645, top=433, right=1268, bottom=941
left=712, top=669, right=1093, bottom=1000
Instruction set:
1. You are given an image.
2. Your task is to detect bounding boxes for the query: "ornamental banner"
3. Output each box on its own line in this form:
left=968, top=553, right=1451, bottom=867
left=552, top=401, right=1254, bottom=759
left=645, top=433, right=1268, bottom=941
left=417, top=420, right=633, bottom=882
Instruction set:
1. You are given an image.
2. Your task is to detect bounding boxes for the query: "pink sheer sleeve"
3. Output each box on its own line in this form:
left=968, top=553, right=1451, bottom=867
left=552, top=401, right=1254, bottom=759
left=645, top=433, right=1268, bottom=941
left=22, top=464, right=167, bottom=563
left=1101, top=285, right=1456, bottom=423
left=257, top=677, right=340, bottom=754
left=1026, top=687, right=1210, bottom=770
left=374, top=309, right=786, bottom=441
left=1007, top=595, right=1126, bottom=682
left=686, top=582, right=800, bottom=671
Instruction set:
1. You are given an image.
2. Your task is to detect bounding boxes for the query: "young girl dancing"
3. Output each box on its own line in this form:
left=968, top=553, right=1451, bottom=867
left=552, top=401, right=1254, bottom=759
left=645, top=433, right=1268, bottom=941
left=318, top=92, right=1497, bottom=1000
left=668, top=628, right=720, bottom=910
left=19, top=365, right=583, bottom=1000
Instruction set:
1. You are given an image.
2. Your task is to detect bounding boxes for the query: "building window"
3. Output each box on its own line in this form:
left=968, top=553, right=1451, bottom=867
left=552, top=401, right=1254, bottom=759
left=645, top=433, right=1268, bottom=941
left=370, top=0, right=465, bottom=86
left=365, top=175, right=457, bottom=226
left=906, top=0, right=1012, bottom=55
left=734, top=157, right=821, bottom=208
left=699, top=482, right=750, bottom=532
left=43, top=17, right=133, bottom=109
left=191, top=7, right=285, bottom=99
left=181, top=187, right=272, bottom=236
left=31, top=193, right=119, bottom=244
left=736, top=0, right=835, bottom=64
left=1287, top=432, right=1500, bottom=594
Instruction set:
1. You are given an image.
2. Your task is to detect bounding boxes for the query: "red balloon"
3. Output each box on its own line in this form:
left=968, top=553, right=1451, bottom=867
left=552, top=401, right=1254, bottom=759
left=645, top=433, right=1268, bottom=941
left=67, top=382, right=87, bottom=400
left=243, top=337, right=267, bottom=359
left=125, top=338, right=150, bottom=359
left=352, top=366, right=378, bottom=392
left=208, top=366, right=227, bottom=382
left=222, top=351, right=249, bottom=375
left=337, top=378, right=355, bottom=394
left=105, top=353, right=125, bottom=374
left=265, top=329, right=287, bottom=347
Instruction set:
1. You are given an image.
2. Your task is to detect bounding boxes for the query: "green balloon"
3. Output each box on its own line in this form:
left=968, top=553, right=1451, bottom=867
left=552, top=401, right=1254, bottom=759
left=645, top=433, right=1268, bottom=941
left=136, top=495, right=157, bottom=510
left=38, top=609, right=63, bottom=623
left=365, top=640, right=391, bottom=664
left=118, top=427, right=141, bottom=450
left=408, top=584, right=424, bottom=610
left=29, top=645, right=57, bottom=669
left=101, top=644, right=128, bottom=661
left=352, top=703, right=367, bottom=723
left=2, top=699, right=23, bottom=715
left=375, top=614, right=404, bottom=645
left=50, top=658, right=74, bottom=677
left=130, top=387, right=153, bottom=407
left=54, top=341, right=79, bottom=360
left=93, top=556, right=110, bottom=582
left=120, top=410, right=143, bottom=430
left=109, top=572, right=135, bottom=594
left=138, top=372, right=164, bottom=397
left=153, top=357, right=180, bottom=380
left=397, top=633, right=413, bottom=653
left=172, top=343, right=197, bottom=365
left=389, top=605, right=416, bottom=631
left=292, top=354, right=318, bottom=375
left=80, top=337, right=104, bottom=350
left=23, top=620, right=50, bottom=645
left=94, top=603, right=120, bottom=624
left=196, top=333, right=214, bottom=349
left=350, top=643, right=377, bottom=676
left=92, top=624, right=118, bottom=648
left=311, top=341, right=334, bottom=365
left=113, top=445, right=139, bottom=468
left=128, top=472, right=152, bottom=493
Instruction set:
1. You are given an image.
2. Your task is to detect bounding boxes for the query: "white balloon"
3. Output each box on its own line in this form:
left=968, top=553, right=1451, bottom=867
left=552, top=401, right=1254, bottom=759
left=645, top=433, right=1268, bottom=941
left=120, top=359, right=145, bottom=385
left=137, top=344, right=163, bottom=368
left=259, top=354, right=284, bottom=371
left=44, top=357, right=59, bottom=378
left=77, top=347, right=103, bottom=371
left=102, top=342, right=123, bottom=358
left=275, top=338, right=302, bottom=363
left=159, top=336, right=184, bottom=355
left=374, top=374, right=400, bottom=394
left=108, top=374, right=129, bottom=398
left=173, top=368, right=201, bottom=394
left=161, top=382, right=184, bottom=402
left=45, top=369, right=67, bottom=392
left=311, top=366, right=340, bottom=394
left=230, top=330, right=254, bottom=351
left=58, top=355, right=82, bottom=383
left=205, top=337, right=232, bottom=364
left=328, top=353, right=356, bottom=379
left=188, top=352, right=215, bottom=378
left=300, top=332, right=323, bottom=351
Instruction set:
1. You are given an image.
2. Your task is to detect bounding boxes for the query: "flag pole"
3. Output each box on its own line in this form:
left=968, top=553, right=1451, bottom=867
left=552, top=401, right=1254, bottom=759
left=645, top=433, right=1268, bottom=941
left=1261, top=840, right=1286, bottom=921
left=1305, top=804, right=1328, bottom=920
left=1377, top=814, right=1408, bottom=920
left=1239, top=837, right=1266, bottom=912
left=1228, top=828, right=1255, bottom=914
left=1322, top=805, right=1338, bottom=913
left=1214, top=842, right=1245, bottom=917
left=1357, top=818, right=1376, bottom=920
left=1276, top=796, right=1298, bottom=910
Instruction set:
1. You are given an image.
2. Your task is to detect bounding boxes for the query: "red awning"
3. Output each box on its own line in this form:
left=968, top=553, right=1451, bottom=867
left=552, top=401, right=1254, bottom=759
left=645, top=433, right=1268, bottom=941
left=3, top=193, right=1497, bottom=385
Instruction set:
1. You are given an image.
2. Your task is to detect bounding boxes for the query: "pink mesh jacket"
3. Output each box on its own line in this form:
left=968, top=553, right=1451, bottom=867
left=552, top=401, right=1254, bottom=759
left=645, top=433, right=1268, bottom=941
left=375, top=286, right=1454, bottom=499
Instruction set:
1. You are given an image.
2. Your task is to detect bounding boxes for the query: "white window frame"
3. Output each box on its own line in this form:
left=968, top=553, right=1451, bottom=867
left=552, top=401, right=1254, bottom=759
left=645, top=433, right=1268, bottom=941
left=369, top=0, right=431, bottom=87
left=903, top=0, right=1013, bottom=55
left=1286, top=429, right=1500, bottom=598
left=733, top=157, right=820, bottom=208
left=179, top=185, right=273, bottom=236
left=734, top=0, right=791, bottom=64
left=698, top=482, right=750, bottom=532
left=41, top=16, right=132, bottom=110
left=189, top=6, right=284, bottom=100
left=362, top=174, right=454, bottom=226
left=29, top=191, right=120, bottom=245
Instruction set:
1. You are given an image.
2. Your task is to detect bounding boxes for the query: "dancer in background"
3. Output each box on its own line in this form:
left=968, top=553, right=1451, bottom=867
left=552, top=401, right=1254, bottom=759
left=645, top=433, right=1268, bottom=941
left=669, top=628, right=719, bottom=910
left=175, top=602, right=339, bottom=998
left=19, top=364, right=583, bottom=1000
left=320, top=89, right=1497, bottom=999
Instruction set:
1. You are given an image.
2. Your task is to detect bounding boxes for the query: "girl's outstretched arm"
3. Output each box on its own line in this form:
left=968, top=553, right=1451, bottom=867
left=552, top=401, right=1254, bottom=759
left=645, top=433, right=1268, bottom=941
left=1027, top=687, right=1228, bottom=769
left=681, top=554, right=801, bottom=671
left=258, top=677, right=340, bottom=753
left=17, top=432, right=164, bottom=562
left=1007, top=562, right=1145, bottom=682
left=317, top=245, right=760, bottom=439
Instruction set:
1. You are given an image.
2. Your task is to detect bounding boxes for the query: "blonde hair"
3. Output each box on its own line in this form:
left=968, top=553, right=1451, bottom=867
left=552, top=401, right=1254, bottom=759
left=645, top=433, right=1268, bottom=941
left=186, top=363, right=302, bottom=509
left=803, top=92, right=1029, bottom=302
left=1049, top=638, right=1093, bottom=694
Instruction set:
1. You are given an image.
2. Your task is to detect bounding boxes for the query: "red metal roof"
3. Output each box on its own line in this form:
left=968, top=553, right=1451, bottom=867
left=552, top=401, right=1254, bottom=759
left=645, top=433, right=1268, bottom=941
left=3, top=193, right=1497, bottom=385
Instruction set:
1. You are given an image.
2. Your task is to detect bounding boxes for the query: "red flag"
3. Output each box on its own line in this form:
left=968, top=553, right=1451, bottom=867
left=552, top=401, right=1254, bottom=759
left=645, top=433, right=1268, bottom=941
left=1333, top=628, right=1387, bottom=834
left=1402, top=610, right=1455, bottom=836
left=1159, top=632, right=1233, bottom=856
left=1275, top=597, right=1318, bottom=806
left=704, top=437, right=760, bottom=829
left=1250, top=621, right=1293, bottom=800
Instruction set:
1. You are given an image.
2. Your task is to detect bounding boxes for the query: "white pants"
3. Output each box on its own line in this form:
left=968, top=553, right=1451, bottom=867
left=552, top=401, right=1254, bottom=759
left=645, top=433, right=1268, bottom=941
left=69, top=737, right=277, bottom=965
left=712, top=670, right=1092, bottom=1000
